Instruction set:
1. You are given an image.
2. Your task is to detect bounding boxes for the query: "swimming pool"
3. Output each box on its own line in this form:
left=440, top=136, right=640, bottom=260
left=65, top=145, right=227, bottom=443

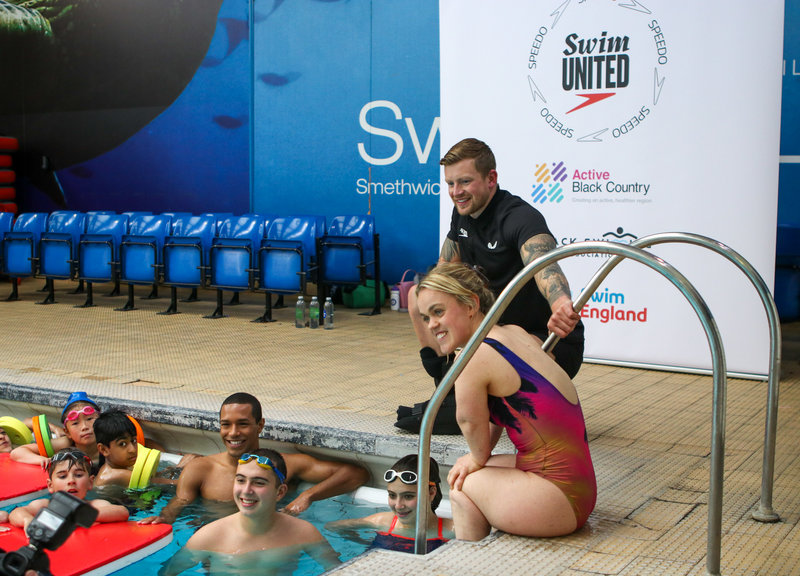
left=3, top=483, right=386, bottom=576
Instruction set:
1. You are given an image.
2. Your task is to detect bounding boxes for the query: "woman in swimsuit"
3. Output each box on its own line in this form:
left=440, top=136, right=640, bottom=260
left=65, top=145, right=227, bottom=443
left=416, top=262, right=596, bottom=541
left=325, top=454, right=454, bottom=553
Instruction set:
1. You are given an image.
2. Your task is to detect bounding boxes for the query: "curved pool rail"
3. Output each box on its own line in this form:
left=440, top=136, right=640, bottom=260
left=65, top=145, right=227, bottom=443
left=414, top=241, right=728, bottom=576
left=540, top=232, right=781, bottom=523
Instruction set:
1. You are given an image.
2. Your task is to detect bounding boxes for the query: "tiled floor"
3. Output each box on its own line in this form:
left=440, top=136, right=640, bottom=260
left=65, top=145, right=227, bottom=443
left=0, top=278, right=798, bottom=575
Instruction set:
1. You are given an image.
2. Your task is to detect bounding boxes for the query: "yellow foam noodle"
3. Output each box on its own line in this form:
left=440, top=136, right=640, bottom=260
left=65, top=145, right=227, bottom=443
left=0, top=416, right=33, bottom=445
left=128, top=444, right=150, bottom=490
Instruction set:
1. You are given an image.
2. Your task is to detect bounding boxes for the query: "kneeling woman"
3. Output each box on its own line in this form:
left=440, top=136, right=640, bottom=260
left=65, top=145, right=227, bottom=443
left=416, top=263, right=596, bottom=540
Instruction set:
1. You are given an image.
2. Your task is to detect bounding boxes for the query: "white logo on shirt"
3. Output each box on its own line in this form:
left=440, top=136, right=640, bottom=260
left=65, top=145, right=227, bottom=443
left=487, top=241, right=498, bottom=249
left=459, top=228, right=469, bottom=238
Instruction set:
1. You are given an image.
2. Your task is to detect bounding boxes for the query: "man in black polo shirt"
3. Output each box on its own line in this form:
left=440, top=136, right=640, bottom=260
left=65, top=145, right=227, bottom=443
left=397, top=138, right=583, bottom=433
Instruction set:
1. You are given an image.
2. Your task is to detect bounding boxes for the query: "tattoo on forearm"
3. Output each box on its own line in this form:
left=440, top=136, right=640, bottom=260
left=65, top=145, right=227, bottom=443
left=440, top=238, right=460, bottom=263
left=521, top=235, right=572, bottom=305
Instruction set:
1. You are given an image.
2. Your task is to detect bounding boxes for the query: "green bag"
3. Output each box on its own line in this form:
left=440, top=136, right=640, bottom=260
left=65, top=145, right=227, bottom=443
left=342, top=280, right=387, bottom=308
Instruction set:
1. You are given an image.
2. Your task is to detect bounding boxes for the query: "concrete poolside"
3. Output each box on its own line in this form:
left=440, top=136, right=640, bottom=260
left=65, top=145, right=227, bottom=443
left=0, top=278, right=798, bottom=575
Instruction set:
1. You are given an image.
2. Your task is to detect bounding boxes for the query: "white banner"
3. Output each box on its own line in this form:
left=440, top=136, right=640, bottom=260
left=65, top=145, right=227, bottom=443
left=439, top=0, right=784, bottom=376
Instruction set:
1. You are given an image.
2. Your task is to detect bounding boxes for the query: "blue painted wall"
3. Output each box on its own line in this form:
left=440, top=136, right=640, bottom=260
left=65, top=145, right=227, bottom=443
left=252, top=0, right=441, bottom=282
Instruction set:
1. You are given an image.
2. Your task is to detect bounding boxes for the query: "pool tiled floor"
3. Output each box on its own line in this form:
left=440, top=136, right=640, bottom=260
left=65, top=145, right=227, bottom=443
left=1, top=278, right=798, bottom=575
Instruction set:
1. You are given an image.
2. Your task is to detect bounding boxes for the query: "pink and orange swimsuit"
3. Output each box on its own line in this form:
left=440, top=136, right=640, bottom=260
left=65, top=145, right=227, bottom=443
left=484, top=337, right=596, bottom=528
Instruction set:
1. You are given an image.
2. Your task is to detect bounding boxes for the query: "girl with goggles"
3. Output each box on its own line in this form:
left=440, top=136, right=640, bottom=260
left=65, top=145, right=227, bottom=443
left=10, top=391, right=101, bottom=471
left=325, top=454, right=453, bottom=553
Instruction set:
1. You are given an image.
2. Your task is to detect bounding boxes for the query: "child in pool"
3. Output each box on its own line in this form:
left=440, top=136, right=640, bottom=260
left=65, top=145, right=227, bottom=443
left=11, top=391, right=101, bottom=470
left=8, top=447, right=129, bottom=532
left=325, top=454, right=454, bottom=553
left=93, top=409, right=179, bottom=488
left=159, top=448, right=340, bottom=576
left=0, top=427, right=11, bottom=453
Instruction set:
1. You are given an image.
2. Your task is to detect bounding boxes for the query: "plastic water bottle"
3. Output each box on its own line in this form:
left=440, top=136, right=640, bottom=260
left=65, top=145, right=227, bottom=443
left=323, top=297, right=334, bottom=329
left=295, top=295, right=306, bottom=328
left=309, top=296, right=320, bottom=329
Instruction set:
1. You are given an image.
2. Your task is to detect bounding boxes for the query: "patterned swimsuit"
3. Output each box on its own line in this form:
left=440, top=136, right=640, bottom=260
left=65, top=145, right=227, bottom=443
left=370, top=516, right=448, bottom=553
left=484, top=338, right=596, bottom=528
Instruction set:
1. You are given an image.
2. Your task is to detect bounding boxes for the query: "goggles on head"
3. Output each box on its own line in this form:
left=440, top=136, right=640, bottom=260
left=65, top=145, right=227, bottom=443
left=238, top=453, right=286, bottom=485
left=64, top=405, right=97, bottom=422
left=48, top=448, right=92, bottom=473
left=384, top=469, right=435, bottom=486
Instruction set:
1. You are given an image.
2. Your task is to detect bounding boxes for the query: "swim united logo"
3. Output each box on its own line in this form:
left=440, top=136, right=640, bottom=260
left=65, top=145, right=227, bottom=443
left=532, top=161, right=568, bottom=203
left=525, top=0, right=668, bottom=143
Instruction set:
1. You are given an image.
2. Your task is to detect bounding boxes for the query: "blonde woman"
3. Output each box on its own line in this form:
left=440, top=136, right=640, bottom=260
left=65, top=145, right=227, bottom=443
left=415, top=263, right=596, bottom=540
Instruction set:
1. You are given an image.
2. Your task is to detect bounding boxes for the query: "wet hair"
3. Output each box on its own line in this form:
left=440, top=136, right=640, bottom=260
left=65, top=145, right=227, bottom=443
left=47, top=448, right=93, bottom=478
left=416, top=262, right=495, bottom=316
left=243, top=447, right=288, bottom=485
left=221, top=392, right=262, bottom=422
left=440, top=138, right=496, bottom=178
left=390, top=454, right=443, bottom=512
left=93, top=409, right=137, bottom=447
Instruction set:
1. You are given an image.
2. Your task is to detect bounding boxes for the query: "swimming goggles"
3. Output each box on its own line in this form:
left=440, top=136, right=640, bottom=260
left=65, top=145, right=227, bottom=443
left=47, top=448, right=92, bottom=473
left=384, top=469, right=435, bottom=486
left=64, top=405, right=97, bottom=421
left=238, top=453, right=286, bottom=485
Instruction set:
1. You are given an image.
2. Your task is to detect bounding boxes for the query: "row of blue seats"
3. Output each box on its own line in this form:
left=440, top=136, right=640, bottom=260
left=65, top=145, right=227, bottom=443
left=0, top=211, right=381, bottom=321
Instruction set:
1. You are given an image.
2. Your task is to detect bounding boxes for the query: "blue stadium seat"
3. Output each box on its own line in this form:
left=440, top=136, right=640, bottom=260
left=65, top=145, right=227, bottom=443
left=253, top=215, right=325, bottom=322
left=117, top=214, right=172, bottom=311
left=317, top=215, right=382, bottom=315
left=76, top=213, right=129, bottom=307
left=206, top=214, right=266, bottom=318
left=38, top=211, right=87, bottom=304
left=201, top=213, right=233, bottom=235
left=160, top=214, right=216, bottom=315
left=162, top=213, right=192, bottom=232
left=0, top=212, right=13, bottom=273
left=2, top=212, right=48, bottom=301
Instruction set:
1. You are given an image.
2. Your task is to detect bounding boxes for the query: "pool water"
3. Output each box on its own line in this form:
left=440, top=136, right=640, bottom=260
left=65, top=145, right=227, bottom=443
left=3, top=485, right=385, bottom=575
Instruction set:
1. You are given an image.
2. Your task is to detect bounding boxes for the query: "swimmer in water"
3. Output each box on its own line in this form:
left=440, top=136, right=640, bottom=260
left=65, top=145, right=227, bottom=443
left=11, top=391, right=101, bottom=471
left=325, top=454, right=454, bottom=553
left=159, top=448, right=340, bottom=576
left=8, top=447, right=128, bottom=532
left=140, top=392, right=369, bottom=524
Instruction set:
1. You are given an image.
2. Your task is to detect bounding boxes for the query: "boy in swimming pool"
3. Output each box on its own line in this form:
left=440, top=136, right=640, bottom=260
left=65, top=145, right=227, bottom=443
left=93, top=409, right=139, bottom=488
left=140, top=392, right=368, bottom=524
left=8, top=447, right=129, bottom=532
left=10, top=391, right=101, bottom=469
left=325, top=454, right=454, bottom=553
left=158, top=448, right=340, bottom=576
left=0, top=427, right=11, bottom=453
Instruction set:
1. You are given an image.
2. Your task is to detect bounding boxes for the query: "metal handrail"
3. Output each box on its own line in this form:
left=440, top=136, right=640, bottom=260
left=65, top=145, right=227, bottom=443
left=541, top=232, right=781, bottom=522
left=414, top=241, right=728, bottom=576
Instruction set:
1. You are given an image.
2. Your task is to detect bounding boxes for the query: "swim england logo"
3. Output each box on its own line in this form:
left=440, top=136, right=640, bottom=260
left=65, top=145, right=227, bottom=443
left=532, top=161, right=567, bottom=203
left=525, top=0, right=668, bottom=142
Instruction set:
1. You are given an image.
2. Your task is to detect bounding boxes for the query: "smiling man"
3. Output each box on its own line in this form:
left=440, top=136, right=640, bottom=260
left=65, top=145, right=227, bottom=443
left=141, top=392, right=369, bottom=524
left=159, top=448, right=340, bottom=576
left=398, top=138, right=585, bottom=434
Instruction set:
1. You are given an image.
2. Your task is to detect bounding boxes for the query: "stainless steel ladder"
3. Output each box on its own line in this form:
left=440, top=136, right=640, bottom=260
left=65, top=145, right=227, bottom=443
left=413, top=236, right=783, bottom=576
